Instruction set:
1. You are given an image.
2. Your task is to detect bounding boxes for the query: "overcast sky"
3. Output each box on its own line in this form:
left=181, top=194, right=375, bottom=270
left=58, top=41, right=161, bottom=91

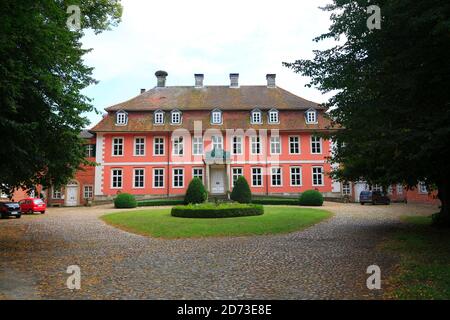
left=81, top=0, right=335, bottom=128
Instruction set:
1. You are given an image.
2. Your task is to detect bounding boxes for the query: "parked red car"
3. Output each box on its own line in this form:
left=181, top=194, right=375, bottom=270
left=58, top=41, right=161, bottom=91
left=19, top=198, right=46, bottom=214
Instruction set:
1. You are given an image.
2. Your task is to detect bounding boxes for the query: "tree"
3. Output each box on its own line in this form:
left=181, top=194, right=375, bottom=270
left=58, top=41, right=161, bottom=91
left=184, top=177, right=207, bottom=204
left=284, top=0, right=450, bottom=225
left=230, top=176, right=252, bottom=203
left=0, top=1, right=122, bottom=194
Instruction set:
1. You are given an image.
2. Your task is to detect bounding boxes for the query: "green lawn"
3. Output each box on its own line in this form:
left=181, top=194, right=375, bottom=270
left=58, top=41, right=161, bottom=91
left=101, top=206, right=332, bottom=239
left=383, top=215, right=450, bottom=299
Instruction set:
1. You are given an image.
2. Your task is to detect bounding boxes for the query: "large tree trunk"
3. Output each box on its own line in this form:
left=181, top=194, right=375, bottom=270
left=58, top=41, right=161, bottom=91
left=433, top=180, right=450, bottom=227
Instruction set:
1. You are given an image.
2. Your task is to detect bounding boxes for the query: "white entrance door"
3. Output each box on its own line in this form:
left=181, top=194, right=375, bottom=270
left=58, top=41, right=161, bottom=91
left=66, top=185, right=78, bottom=206
left=210, top=169, right=225, bottom=194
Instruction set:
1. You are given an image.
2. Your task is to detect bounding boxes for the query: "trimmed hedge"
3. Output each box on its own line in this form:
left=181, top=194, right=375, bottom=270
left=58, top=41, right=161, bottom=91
left=171, top=203, right=264, bottom=218
left=299, top=190, right=324, bottom=206
left=230, top=176, right=252, bottom=203
left=184, top=177, right=207, bottom=204
left=114, top=193, right=137, bottom=208
left=252, top=197, right=299, bottom=205
left=138, top=199, right=184, bottom=207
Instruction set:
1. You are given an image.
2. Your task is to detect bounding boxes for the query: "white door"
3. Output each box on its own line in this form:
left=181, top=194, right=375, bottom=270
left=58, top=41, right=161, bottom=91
left=210, top=169, right=225, bottom=194
left=66, top=185, right=78, bottom=206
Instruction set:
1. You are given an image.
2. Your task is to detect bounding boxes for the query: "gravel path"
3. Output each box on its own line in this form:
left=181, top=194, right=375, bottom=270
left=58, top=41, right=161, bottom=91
left=0, top=202, right=437, bottom=300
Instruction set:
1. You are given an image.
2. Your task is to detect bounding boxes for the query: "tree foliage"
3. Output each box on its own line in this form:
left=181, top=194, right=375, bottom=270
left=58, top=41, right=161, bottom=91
left=230, top=176, right=252, bottom=203
left=184, top=177, right=207, bottom=204
left=284, top=0, right=450, bottom=225
left=0, top=0, right=122, bottom=194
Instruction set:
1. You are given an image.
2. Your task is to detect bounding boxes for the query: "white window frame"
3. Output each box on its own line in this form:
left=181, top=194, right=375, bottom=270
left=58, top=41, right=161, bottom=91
left=251, top=167, right=263, bottom=187
left=192, top=167, right=204, bottom=183
left=231, top=167, right=243, bottom=187
left=290, top=167, right=302, bottom=186
left=251, top=136, right=261, bottom=155
left=134, top=137, right=146, bottom=156
left=111, top=168, right=123, bottom=189
left=171, top=110, right=182, bottom=124
left=133, top=168, right=145, bottom=189
left=271, top=167, right=282, bottom=187
left=418, top=182, right=428, bottom=194
left=83, top=185, right=93, bottom=199
left=270, top=136, right=281, bottom=155
left=211, top=109, right=222, bottom=124
left=306, top=110, right=317, bottom=124
left=172, top=168, right=184, bottom=188
left=289, top=136, right=300, bottom=154
left=232, top=136, right=243, bottom=155
left=396, top=184, right=404, bottom=195
left=172, top=136, right=184, bottom=156
left=312, top=166, right=324, bottom=186
left=153, top=137, right=165, bottom=156
left=153, top=168, right=165, bottom=188
left=192, top=136, right=203, bottom=155
left=311, top=136, right=322, bottom=154
left=52, top=188, right=62, bottom=199
left=342, top=182, right=351, bottom=195
left=211, top=135, right=223, bottom=150
left=268, top=109, right=279, bottom=124
left=372, top=184, right=383, bottom=192
left=112, top=137, right=124, bottom=156
left=154, top=110, right=164, bottom=124
left=116, top=111, right=128, bottom=125
left=251, top=109, right=262, bottom=124
left=85, top=144, right=95, bottom=158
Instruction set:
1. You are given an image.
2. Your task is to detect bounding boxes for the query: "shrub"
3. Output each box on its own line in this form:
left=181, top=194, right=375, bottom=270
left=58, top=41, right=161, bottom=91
left=299, top=190, right=324, bottom=206
left=114, top=193, right=137, bottom=208
left=138, top=199, right=184, bottom=207
left=230, top=176, right=252, bottom=203
left=184, top=177, right=207, bottom=204
left=171, top=203, right=264, bottom=218
left=252, top=197, right=299, bottom=205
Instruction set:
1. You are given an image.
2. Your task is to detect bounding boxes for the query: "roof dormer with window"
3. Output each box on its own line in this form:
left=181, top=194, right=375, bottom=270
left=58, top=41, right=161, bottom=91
left=170, top=109, right=182, bottom=125
left=268, top=108, right=279, bottom=124
left=305, top=108, right=318, bottom=124
left=250, top=108, right=262, bottom=124
left=115, top=110, right=128, bottom=126
left=154, top=109, right=165, bottom=125
left=211, top=108, right=222, bottom=125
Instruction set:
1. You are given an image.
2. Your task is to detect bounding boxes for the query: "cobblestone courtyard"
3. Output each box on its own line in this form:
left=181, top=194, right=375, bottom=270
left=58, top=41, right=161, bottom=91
left=0, top=202, right=437, bottom=299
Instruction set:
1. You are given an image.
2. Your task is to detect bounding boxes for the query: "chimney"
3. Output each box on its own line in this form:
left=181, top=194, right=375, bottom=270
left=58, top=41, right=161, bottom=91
left=194, top=74, right=204, bottom=88
left=229, top=73, right=239, bottom=88
left=155, top=70, right=168, bottom=87
left=266, top=74, right=276, bottom=88
left=140, top=88, right=146, bottom=94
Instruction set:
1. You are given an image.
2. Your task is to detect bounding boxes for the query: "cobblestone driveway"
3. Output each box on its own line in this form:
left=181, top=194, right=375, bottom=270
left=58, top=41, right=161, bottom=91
left=0, top=202, right=437, bottom=300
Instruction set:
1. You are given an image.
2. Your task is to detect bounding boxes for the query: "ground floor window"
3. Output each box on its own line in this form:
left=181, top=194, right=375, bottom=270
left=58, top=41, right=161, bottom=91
left=290, top=167, right=302, bottom=186
left=111, top=169, right=123, bottom=188
left=312, top=167, right=324, bottom=186
left=372, top=184, right=383, bottom=192
left=271, top=167, right=282, bottom=186
left=193, top=168, right=204, bottom=182
left=83, top=185, right=93, bottom=199
left=418, top=182, right=428, bottom=194
left=251, top=167, right=263, bottom=187
left=133, top=168, right=145, bottom=188
left=232, top=168, right=243, bottom=187
left=153, top=168, right=164, bottom=188
left=52, top=188, right=62, bottom=199
left=342, top=182, right=351, bottom=195
left=173, top=168, right=184, bottom=188
left=396, top=184, right=403, bottom=194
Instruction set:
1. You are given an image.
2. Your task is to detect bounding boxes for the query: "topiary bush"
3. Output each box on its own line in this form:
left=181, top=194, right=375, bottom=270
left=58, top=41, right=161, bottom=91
left=114, top=193, right=137, bottom=208
left=171, top=203, right=263, bottom=218
left=230, top=176, right=252, bottom=203
left=299, top=190, right=324, bottom=206
left=184, top=177, right=207, bottom=204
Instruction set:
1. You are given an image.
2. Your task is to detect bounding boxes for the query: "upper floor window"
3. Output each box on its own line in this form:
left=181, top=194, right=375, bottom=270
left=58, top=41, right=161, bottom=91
left=268, top=109, right=279, bottom=123
left=212, top=135, right=223, bottom=150
left=116, top=111, right=128, bottom=125
left=173, top=136, right=184, bottom=155
left=154, top=110, right=164, bottom=124
left=192, top=136, right=203, bottom=155
left=289, top=136, right=300, bottom=154
left=211, top=109, right=222, bottom=124
left=251, top=136, right=261, bottom=155
left=232, top=136, right=243, bottom=155
left=251, top=109, right=262, bottom=124
left=305, top=109, right=317, bottom=124
left=171, top=110, right=182, bottom=124
left=84, top=144, right=95, bottom=158
left=270, top=136, right=281, bottom=155
left=154, top=137, right=165, bottom=155
left=134, top=137, right=145, bottom=156
left=112, top=137, right=123, bottom=156
left=311, top=136, right=322, bottom=154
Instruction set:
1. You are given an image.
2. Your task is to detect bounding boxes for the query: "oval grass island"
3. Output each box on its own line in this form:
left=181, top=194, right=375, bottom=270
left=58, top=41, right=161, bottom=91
left=101, top=205, right=333, bottom=239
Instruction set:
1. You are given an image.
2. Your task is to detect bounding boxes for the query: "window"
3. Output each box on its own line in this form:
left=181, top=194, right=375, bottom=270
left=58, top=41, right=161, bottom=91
left=232, top=136, right=243, bottom=155
left=211, top=110, right=222, bottom=124
left=153, top=169, right=164, bottom=188
left=387, top=186, right=393, bottom=195
left=306, top=110, right=317, bottom=123
left=84, top=144, right=95, bottom=158
left=154, top=111, right=164, bottom=124
left=52, top=188, right=62, bottom=199
left=154, top=137, right=164, bottom=155
left=396, top=184, right=403, bottom=194
left=311, top=136, right=322, bottom=154
left=290, top=167, right=302, bottom=186
left=173, top=136, right=184, bottom=155
left=232, top=168, right=243, bottom=187
left=342, top=182, right=351, bottom=195
left=289, top=136, right=300, bottom=154
left=270, top=136, right=281, bottom=154
left=251, top=168, right=263, bottom=187
left=212, top=135, right=223, bottom=150
left=111, top=169, right=123, bottom=188
left=112, top=137, right=123, bottom=156
left=419, top=182, right=428, bottom=194
left=372, top=184, right=383, bottom=192
left=134, top=137, right=145, bottom=156
left=312, top=167, right=324, bottom=186
left=173, top=168, right=184, bottom=188
left=268, top=109, right=279, bottom=123
left=171, top=110, right=182, bottom=124
left=251, top=109, right=262, bottom=124
left=83, top=185, right=93, bottom=199
left=133, top=169, right=145, bottom=188
left=116, top=111, right=127, bottom=125
left=193, top=168, right=204, bottom=182
left=192, top=136, right=203, bottom=155
left=251, top=136, right=261, bottom=155
left=271, top=167, right=282, bottom=187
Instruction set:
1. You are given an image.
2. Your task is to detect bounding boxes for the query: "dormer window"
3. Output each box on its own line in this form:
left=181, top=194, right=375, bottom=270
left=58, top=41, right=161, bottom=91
left=171, top=110, right=182, bottom=124
left=251, top=109, right=262, bottom=124
left=154, top=110, right=164, bottom=124
left=211, top=109, right=222, bottom=124
left=268, top=109, right=279, bottom=123
left=116, top=110, right=128, bottom=125
left=305, top=109, right=318, bottom=124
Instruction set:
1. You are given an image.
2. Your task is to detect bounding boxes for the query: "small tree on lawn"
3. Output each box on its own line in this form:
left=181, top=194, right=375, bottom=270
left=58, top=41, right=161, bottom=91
left=184, top=177, right=207, bottom=204
left=230, top=176, right=252, bottom=203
